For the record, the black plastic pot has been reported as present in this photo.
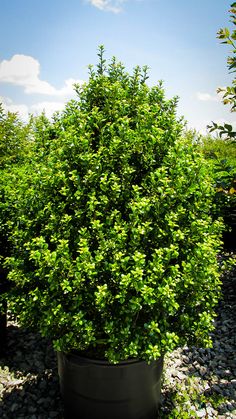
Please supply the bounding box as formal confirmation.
[222,209,236,251]
[57,352,163,419]
[223,229,236,250]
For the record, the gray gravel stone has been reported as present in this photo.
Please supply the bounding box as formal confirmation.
[197,409,206,417]
[160,253,236,418]
[0,323,63,418]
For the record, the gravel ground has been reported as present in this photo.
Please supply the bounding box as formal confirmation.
[160,254,236,418]
[0,255,235,419]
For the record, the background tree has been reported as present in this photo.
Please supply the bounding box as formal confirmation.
[203,3,236,249]
[208,2,236,139]
[0,104,32,169]
[0,105,33,328]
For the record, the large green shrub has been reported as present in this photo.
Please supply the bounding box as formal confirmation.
[7,48,222,363]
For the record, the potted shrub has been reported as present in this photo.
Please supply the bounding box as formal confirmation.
[7,48,222,419]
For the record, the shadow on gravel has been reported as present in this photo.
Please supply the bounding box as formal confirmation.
[0,324,56,375]
[0,372,63,419]
[0,323,64,418]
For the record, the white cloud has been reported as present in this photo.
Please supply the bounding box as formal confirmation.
[30,101,66,119]
[196,92,219,102]
[0,53,85,122]
[0,95,29,120]
[0,54,84,96]
[87,0,125,13]
[0,95,71,121]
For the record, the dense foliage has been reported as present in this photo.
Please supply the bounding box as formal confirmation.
[7,48,222,363]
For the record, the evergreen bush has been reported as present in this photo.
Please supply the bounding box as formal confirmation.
[7,48,222,363]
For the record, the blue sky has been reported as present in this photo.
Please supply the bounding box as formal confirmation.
[0,0,234,133]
